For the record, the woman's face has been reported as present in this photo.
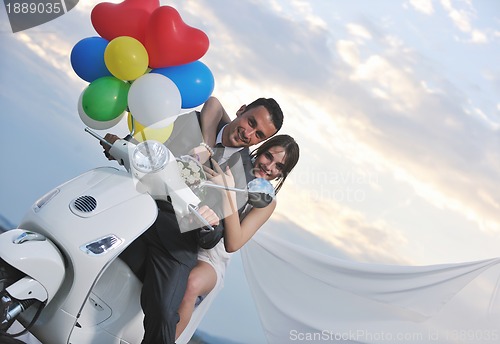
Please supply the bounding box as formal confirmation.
[252,146,287,180]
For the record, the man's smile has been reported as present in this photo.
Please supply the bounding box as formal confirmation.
[237,128,249,144]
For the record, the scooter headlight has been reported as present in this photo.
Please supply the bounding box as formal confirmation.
[132,140,169,173]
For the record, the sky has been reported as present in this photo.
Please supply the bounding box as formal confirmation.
[0,0,499,343]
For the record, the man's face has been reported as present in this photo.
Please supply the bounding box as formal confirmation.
[223,105,277,147]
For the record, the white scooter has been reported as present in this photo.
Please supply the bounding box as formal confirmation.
[0,128,222,344]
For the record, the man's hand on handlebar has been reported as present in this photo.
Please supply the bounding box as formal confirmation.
[100,133,120,161]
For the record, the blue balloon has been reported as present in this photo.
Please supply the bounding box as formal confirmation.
[151,61,215,109]
[71,37,112,83]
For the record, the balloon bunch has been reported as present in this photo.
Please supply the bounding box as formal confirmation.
[70,0,214,141]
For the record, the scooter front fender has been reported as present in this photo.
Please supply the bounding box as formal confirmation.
[0,229,65,303]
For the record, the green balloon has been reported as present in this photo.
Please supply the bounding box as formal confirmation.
[82,76,130,121]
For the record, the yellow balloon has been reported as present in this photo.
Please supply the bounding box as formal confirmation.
[127,113,174,142]
[105,36,149,81]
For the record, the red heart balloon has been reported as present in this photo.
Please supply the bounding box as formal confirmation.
[91,0,160,44]
[145,6,209,68]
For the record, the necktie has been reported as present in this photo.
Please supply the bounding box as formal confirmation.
[212,143,225,164]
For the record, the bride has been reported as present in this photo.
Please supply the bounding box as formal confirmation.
[175,102,300,342]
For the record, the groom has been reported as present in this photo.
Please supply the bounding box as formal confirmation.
[102,96,283,343]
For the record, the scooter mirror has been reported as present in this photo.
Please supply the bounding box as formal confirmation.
[246,178,275,208]
[200,178,275,208]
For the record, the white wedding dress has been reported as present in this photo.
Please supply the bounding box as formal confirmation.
[241,230,500,343]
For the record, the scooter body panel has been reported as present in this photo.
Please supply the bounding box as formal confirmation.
[8,166,157,343]
[70,258,144,344]
[0,228,65,302]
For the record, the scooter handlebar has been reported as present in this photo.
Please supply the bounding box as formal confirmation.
[85,127,214,233]
[187,204,214,232]
[84,127,113,148]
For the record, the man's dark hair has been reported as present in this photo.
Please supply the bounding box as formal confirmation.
[245,98,284,132]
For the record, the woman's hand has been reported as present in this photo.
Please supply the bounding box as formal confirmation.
[188,145,212,164]
[203,159,235,188]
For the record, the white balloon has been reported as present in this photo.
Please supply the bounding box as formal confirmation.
[77,88,125,129]
[128,73,181,128]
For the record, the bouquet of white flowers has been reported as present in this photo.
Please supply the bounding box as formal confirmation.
[176,155,207,197]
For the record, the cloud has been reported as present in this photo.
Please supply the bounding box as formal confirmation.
[346,23,373,41]
[408,0,435,15]
[337,39,360,66]
[274,183,412,265]
[470,29,488,44]
[448,8,472,32]
[439,0,490,44]
[15,32,80,84]
[183,0,500,244]
[74,0,119,12]
[197,0,500,242]
[348,53,422,112]
[324,22,500,238]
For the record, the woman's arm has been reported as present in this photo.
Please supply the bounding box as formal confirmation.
[223,197,276,253]
[199,96,231,146]
[207,162,276,253]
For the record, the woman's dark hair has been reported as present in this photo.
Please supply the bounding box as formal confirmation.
[250,134,299,193]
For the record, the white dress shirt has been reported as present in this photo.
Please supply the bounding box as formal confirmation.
[215,124,243,164]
